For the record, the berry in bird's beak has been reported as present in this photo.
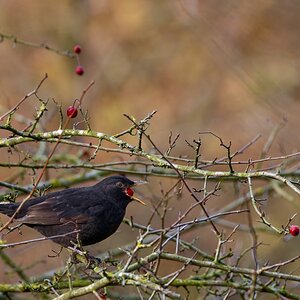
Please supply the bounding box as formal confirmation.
[125,187,146,205]
[125,187,134,197]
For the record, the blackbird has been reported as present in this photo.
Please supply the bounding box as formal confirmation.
[0,175,145,247]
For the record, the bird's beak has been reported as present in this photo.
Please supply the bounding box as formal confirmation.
[131,195,146,205]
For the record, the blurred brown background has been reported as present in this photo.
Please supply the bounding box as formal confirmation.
[0,1,300,297]
[1,1,299,146]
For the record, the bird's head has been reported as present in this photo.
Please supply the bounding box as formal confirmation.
[97,175,146,206]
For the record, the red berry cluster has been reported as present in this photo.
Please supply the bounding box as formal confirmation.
[66,44,85,119]
[73,44,84,76]
[289,225,300,236]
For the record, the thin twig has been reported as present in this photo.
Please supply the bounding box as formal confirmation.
[0,74,48,121]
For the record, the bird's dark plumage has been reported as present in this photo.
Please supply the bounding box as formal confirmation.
[0,176,143,247]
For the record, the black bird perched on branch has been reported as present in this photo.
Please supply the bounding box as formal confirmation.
[0,175,145,247]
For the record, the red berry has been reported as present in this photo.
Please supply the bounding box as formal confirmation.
[75,66,84,76]
[125,187,134,197]
[289,225,300,236]
[73,44,82,54]
[66,106,78,118]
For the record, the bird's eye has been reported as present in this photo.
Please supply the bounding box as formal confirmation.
[116,181,125,188]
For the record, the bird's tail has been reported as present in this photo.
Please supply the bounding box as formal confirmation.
[0,203,18,217]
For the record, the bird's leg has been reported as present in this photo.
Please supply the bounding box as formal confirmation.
[68,242,86,262]
[66,229,89,262]
[67,242,100,269]
[75,251,102,269]
[65,230,105,269]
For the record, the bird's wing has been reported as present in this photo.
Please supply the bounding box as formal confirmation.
[16,191,99,225]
